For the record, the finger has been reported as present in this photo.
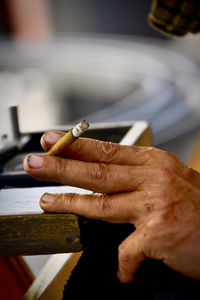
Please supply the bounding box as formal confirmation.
[23,154,148,194]
[40,191,143,223]
[118,230,146,283]
[40,131,153,166]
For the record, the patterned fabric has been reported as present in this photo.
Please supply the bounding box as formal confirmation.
[149,0,200,36]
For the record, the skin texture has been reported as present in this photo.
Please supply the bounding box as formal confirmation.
[23,131,200,283]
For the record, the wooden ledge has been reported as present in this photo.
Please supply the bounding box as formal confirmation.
[0,213,82,256]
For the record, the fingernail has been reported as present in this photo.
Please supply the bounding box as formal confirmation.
[27,155,43,168]
[41,193,55,203]
[44,132,61,145]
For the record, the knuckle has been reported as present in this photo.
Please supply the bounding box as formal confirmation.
[90,163,108,182]
[56,157,72,178]
[147,146,159,154]
[139,147,162,164]
[155,188,169,201]
[97,141,119,162]
[185,166,199,181]
[95,194,110,213]
[147,147,161,156]
[153,182,175,208]
[140,147,179,168]
[56,157,66,176]
[55,193,64,204]
[55,193,77,211]
[160,151,178,166]
[70,138,84,155]
[157,166,174,180]
[63,193,76,208]
[118,244,131,265]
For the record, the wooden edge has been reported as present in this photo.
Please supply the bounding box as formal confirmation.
[0,214,82,256]
[22,252,82,300]
[134,126,152,147]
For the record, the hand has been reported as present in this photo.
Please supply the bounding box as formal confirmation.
[23,131,200,283]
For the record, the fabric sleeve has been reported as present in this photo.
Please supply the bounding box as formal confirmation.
[149,0,200,36]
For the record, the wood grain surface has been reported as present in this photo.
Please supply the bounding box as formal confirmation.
[0,214,82,256]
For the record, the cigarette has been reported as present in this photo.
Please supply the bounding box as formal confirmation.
[46,120,89,156]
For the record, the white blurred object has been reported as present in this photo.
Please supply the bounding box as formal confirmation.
[0,36,200,145]
[0,70,57,144]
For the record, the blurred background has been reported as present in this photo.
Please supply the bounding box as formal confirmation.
[1,0,200,151]
[1,0,200,279]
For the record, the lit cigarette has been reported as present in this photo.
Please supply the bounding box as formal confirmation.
[46,120,89,156]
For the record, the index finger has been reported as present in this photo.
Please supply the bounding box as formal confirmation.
[41,131,153,166]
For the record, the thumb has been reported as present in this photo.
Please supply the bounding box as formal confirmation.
[118,229,146,283]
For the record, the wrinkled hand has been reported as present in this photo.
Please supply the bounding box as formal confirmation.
[23,131,200,283]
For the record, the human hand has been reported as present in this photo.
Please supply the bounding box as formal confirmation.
[23,131,200,283]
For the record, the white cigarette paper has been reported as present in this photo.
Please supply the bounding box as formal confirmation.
[46,120,89,156]
[72,120,90,137]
